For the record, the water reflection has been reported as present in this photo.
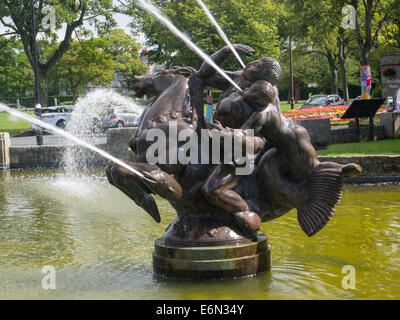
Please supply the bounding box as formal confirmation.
[0,170,11,206]
[0,169,399,299]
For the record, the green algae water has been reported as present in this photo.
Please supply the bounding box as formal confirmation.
[0,169,399,300]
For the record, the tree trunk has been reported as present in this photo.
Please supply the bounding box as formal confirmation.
[352,0,372,66]
[72,91,77,103]
[331,67,339,95]
[289,36,294,109]
[339,58,349,101]
[327,51,339,95]
[10,3,87,108]
[338,31,349,101]
[295,87,300,103]
[39,72,49,107]
[360,47,370,66]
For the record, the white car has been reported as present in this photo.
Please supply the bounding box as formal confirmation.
[387,89,400,112]
[100,106,140,129]
[31,105,101,133]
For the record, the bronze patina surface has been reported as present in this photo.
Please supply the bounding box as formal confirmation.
[106,45,362,279]
[153,234,271,280]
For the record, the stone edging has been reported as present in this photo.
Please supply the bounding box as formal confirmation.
[318,155,400,177]
[4,127,400,179]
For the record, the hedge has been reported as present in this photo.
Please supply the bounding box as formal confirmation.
[0,95,75,108]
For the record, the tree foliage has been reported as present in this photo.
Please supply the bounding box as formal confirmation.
[53,29,148,99]
[346,0,397,65]
[53,38,115,100]
[0,38,33,97]
[127,0,280,70]
[99,28,149,78]
[0,0,115,105]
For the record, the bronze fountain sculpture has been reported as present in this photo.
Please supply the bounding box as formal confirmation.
[106,45,362,279]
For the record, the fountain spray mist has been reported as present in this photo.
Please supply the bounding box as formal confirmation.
[195,0,245,68]
[135,0,242,92]
[0,103,155,183]
[62,89,144,175]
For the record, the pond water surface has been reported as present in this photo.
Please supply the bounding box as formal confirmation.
[0,169,399,299]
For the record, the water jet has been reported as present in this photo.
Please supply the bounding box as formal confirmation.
[0,103,153,183]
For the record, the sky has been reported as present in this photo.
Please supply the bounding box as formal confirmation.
[0,0,147,46]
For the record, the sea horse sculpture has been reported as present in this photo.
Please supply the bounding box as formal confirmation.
[106,45,362,244]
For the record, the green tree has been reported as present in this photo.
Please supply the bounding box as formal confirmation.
[127,0,280,69]
[53,38,115,102]
[347,0,396,65]
[0,0,115,106]
[99,28,149,78]
[277,0,363,100]
[0,38,33,97]
[53,29,148,101]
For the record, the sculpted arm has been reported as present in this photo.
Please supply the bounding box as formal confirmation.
[226,104,281,154]
[197,44,255,90]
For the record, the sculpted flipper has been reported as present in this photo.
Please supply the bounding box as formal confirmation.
[298,163,344,236]
[298,162,362,236]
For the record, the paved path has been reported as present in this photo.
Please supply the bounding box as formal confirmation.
[11,134,107,147]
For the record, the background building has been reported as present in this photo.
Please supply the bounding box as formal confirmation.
[381,51,400,99]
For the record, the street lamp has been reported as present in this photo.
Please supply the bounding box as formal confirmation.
[289,36,294,110]
[30,0,43,145]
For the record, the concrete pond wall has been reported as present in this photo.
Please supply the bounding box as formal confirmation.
[1,128,400,180]
[378,112,400,138]
[330,126,385,144]
[318,155,400,177]
[8,128,137,169]
[295,118,386,147]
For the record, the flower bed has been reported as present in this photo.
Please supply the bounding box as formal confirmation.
[283,104,387,124]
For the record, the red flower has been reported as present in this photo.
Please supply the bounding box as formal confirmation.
[283,105,350,124]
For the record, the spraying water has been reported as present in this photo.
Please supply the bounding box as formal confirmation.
[62,89,144,174]
[135,0,242,92]
[72,88,144,115]
[195,0,245,68]
[0,103,155,183]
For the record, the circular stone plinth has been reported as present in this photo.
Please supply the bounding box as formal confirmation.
[153,233,271,280]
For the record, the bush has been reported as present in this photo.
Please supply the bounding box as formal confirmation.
[0,95,75,108]
[371,84,382,98]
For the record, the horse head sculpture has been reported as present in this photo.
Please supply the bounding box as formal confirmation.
[130,67,196,98]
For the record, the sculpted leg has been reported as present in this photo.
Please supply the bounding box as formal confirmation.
[202,164,261,233]
[258,126,362,237]
[140,168,184,205]
[107,161,167,223]
[202,165,246,212]
[258,147,307,209]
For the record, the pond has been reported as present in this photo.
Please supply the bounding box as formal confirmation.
[0,169,399,299]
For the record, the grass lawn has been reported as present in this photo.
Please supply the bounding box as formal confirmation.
[317,139,400,156]
[0,111,33,136]
[280,102,303,112]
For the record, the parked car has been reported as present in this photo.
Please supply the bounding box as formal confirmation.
[100,106,139,129]
[386,88,400,112]
[299,94,344,110]
[31,105,101,133]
